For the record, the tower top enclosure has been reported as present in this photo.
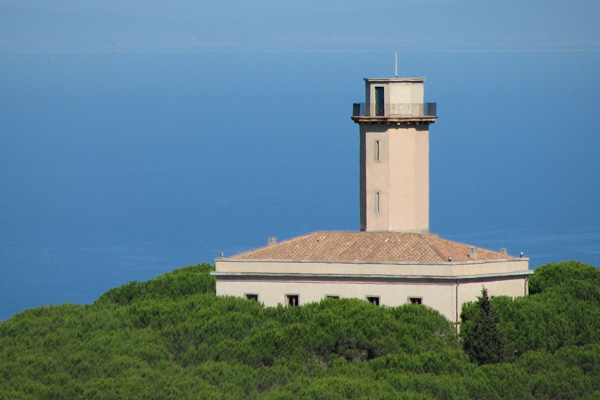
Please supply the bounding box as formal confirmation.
[366,78,424,115]
[353,78,436,122]
[352,77,437,232]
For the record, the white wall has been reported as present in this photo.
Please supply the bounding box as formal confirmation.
[215,273,530,323]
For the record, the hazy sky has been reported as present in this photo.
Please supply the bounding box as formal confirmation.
[2,0,599,52]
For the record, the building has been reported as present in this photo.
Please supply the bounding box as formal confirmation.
[213,77,531,324]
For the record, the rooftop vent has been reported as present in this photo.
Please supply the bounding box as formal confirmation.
[268,237,277,245]
[500,248,507,255]
[468,247,478,260]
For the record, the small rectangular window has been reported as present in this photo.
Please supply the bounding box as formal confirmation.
[375,140,380,161]
[326,295,340,299]
[287,295,299,307]
[367,296,380,306]
[246,294,258,301]
[375,191,381,214]
[409,297,422,305]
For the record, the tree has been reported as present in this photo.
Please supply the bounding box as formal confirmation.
[462,288,505,365]
[528,261,600,295]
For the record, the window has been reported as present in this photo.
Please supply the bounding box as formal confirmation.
[375,87,385,116]
[367,296,380,306]
[246,294,258,301]
[375,191,381,214]
[326,295,340,299]
[374,140,381,161]
[287,295,299,307]
[409,297,422,305]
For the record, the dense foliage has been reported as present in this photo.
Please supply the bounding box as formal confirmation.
[528,260,600,295]
[1,261,599,399]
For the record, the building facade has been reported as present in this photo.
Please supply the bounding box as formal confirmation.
[213,77,531,324]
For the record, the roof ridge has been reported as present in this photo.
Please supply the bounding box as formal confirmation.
[419,234,447,262]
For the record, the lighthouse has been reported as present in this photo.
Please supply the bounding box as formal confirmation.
[352,78,437,233]
[213,76,531,324]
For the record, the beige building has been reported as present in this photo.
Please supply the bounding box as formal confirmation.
[213,77,531,324]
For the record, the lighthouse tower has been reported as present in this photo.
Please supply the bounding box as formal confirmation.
[352,78,437,233]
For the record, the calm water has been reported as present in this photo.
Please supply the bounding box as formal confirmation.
[1,51,599,321]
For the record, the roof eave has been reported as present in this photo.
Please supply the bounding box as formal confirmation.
[216,257,527,265]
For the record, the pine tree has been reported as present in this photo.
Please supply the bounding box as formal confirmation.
[462,287,505,365]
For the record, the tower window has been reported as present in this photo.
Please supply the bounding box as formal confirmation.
[375,87,385,116]
[375,140,381,161]
[375,191,381,214]
[367,296,380,306]
[286,295,299,307]
[409,297,422,305]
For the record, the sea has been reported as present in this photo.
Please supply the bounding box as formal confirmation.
[1,50,599,321]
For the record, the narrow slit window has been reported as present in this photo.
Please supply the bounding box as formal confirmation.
[375,191,381,214]
[287,295,299,307]
[367,296,380,306]
[326,295,340,299]
[375,140,380,161]
[246,294,258,301]
[409,297,422,305]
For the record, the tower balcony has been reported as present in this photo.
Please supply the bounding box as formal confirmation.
[352,103,437,123]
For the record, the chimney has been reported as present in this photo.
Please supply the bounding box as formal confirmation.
[268,237,277,245]
[468,247,478,260]
[500,248,507,256]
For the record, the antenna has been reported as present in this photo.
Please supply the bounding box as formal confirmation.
[395,52,398,77]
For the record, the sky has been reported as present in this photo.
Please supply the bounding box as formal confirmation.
[1,0,599,321]
[2,0,599,53]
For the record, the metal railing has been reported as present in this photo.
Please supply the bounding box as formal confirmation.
[352,103,437,118]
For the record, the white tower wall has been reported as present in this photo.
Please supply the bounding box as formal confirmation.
[354,78,436,232]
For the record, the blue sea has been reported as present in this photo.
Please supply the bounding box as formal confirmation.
[1,51,599,321]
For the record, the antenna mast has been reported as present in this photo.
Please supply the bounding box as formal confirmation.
[395,52,398,77]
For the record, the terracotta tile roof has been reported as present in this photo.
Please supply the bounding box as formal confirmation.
[227,231,513,263]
